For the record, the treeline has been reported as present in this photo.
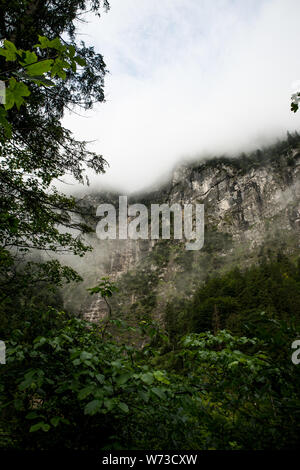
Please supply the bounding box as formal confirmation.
[165,254,300,347]
[0,255,299,450]
[1,0,299,452]
[195,130,300,173]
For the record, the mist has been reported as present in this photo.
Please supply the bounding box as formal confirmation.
[62,0,300,194]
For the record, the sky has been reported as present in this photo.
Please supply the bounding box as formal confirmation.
[63,0,300,193]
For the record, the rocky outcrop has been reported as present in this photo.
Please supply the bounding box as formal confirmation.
[63,137,300,326]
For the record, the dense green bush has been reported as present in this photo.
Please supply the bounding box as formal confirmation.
[165,255,300,342]
[1,305,299,450]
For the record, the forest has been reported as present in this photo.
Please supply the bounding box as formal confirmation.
[0,0,299,453]
[0,255,299,450]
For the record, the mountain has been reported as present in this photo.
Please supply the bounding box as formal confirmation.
[62,134,300,337]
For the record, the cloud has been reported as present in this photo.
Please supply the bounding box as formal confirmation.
[62,0,300,193]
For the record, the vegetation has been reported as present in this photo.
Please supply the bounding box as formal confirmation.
[0,256,299,450]
[0,0,299,452]
[165,255,300,345]
[0,1,109,302]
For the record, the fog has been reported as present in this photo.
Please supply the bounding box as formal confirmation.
[62,0,300,194]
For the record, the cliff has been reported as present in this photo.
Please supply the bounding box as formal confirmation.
[62,135,300,331]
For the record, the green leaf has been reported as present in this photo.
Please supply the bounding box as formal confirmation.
[26,59,54,76]
[29,423,42,433]
[74,55,86,66]
[50,417,60,427]
[47,37,64,51]
[5,78,30,110]
[18,369,37,390]
[26,411,42,420]
[95,373,105,384]
[4,40,17,52]
[115,372,131,386]
[29,422,50,432]
[104,398,114,411]
[78,386,94,400]
[68,45,76,58]
[153,370,170,385]
[0,40,18,61]
[84,399,102,416]
[25,75,55,87]
[0,107,12,139]
[35,36,64,51]
[140,372,154,385]
[80,351,93,361]
[151,387,166,400]
[111,360,122,370]
[42,423,51,432]
[138,390,150,403]
[228,361,239,368]
[118,402,129,413]
[18,50,38,66]
[50,58,70,79]
[35,36,51,49]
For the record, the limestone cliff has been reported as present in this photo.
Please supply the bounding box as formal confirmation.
[62,136,300,329]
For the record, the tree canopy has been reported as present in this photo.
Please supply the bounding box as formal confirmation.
[0,0,110,295]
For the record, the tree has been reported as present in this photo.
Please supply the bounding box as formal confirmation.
[88,277,118,337]
[0,1,110,295]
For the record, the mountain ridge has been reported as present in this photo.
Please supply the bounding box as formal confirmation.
[62,134,300,334]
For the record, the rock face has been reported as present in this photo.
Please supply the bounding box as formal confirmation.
[167,151,300,247]
[63,137,300,327]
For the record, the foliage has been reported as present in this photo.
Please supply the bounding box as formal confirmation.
[0,310,187,450]
[87,277,118,298]
[0,1,299,452]
[0,1,110,296]
[0,309,299,450]
[87,277,119,337]
[165,255,300,344]
[0,258,78,342]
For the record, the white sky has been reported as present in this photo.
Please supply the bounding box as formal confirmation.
[63,0,300,193]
